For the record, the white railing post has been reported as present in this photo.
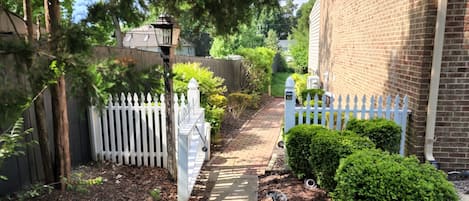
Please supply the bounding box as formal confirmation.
[88,106,102,161]
[188,78,200,112]
[177,128,189,201]
[284,77,296,133]
[399,96,409,156]
[205,122,211,161]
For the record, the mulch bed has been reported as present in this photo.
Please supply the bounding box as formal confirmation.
[258,131,330,201]
[28,162,177,201]
[258,172,329,201]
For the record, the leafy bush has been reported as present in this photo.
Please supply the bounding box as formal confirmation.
[301,89,325,102]
[345,118,401,153]
[334,149,458,201]
[272,52,288,73]
[173,63,227,134]
[295,112,351,129]
[284,124,328,179]
[0,118,35,180]
[208,94,227,108]
[75,58,163,108]
[237,47,275,94]
[302,100,323,107]
[310,130,374,191]
[227,92,253,119]
[290,73,307,103]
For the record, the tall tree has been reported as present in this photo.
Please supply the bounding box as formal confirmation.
[265,29,279,51]
[44,0,71,190]
[85,0,149,47]
[290,0,315,73]
[22,0,55,184]
[209,24,264,58]
[158,0,278,36]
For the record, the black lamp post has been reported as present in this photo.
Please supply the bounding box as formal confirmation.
[153,14,180,179]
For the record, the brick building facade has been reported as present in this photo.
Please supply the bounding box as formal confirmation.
[315,0,469,170]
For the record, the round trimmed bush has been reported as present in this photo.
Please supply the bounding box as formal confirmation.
[345,118,401,153]
[333,149,458,201]
[310,130,375,191]
[284,124,328,179]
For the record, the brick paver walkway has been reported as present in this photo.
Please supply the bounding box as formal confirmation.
[207,98,284,201]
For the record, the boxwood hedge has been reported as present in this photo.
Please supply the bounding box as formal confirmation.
[334,149,458,201]
[310,130,375,191]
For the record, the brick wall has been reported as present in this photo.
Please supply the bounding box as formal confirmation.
[433,0,469,170]
[319,0,469,170]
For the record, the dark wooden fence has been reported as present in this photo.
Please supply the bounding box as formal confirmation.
[0,89,91,195]
[93,46,246,92]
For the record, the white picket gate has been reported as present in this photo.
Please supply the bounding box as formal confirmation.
[284,77,410,155]
[88,78,209,201]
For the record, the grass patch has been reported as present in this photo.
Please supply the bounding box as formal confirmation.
[271,72,292,97]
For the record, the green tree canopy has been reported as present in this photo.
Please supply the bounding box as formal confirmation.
[290,0,315,73]
[209,24,264,58]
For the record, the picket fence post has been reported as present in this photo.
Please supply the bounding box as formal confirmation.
[284,77,296,133]
[188,78,200,111]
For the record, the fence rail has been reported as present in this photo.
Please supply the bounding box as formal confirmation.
[284,77,410,155]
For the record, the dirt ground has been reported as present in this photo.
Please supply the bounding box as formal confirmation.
[29,162,177,201]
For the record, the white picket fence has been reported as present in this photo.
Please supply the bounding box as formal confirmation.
[284,77,410,155]
[88,78,209,201]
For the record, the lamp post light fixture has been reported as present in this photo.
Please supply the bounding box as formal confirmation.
[152,14,180,180]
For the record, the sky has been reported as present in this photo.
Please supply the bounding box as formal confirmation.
[72,0,310,22]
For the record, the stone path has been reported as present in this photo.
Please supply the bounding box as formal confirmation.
[206,98,284,201]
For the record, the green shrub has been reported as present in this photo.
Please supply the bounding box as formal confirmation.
[310,130,374,191]
[301,89,325,101]
[272,52,288,73]
[208,94,227,108]
[302,100,323,107]
[173,63,227,134]
[334,149,458,201]
[345,118,401,153]
[290,73,307,103]
[227,92,253,119]
[295,112,352,129]
[284,124,328,179]
[237,47,275,94]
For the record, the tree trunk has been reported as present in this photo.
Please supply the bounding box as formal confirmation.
[111,14,123,48]
[24,0,54,184]
[34,95,55,184]
[45,0,71,190]
[23,0,33,42]
[51,75,71,190]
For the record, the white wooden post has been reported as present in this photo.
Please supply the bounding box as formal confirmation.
[284,77,296,133]
[400,96,409,156]
[205,122,211,161]
[177,127,189,201]
[88,106,101,161]
[188,78,200,111]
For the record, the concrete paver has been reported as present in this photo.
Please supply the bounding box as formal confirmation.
[207,98,284,201]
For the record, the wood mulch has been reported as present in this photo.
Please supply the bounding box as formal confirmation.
[28,162,177,201]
